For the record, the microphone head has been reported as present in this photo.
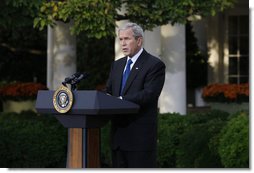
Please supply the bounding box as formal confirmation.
[74,72,81,77]
[62,72,90,85]
[72,72,89,84]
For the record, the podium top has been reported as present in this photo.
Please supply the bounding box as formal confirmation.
[36,90,139,115]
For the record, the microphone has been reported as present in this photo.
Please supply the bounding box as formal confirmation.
[62,73,78,86]
[62,72,89,86]
[70,72,89,85]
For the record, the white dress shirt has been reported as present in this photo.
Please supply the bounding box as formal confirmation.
[124,48,143,71]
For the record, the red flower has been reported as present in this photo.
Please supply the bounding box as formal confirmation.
[202,83,249,103]
[0,82,47,101]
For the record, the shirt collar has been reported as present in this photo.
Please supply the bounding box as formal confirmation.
[127,48,143,66]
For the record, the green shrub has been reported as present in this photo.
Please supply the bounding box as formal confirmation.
[186,109,230,124]
[176,110,229,168]
[218,111,249,168]
[157,112,186,168]
[176,121,223,168]
[0,111,67,168]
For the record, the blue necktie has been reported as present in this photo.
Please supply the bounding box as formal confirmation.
[121,59,133,95]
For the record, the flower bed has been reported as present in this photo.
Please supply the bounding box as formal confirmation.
[0,82,47,113]
[202,83,249,114]
[202,83,249,103]
[0,82,47,101]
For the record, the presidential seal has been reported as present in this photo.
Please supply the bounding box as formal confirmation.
[53,85,73,113]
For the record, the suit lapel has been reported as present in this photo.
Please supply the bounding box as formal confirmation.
[122,50,147,95]
[115,57,127,95]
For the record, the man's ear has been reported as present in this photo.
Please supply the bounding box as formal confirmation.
[137,37,143,46]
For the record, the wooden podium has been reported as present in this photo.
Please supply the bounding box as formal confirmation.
[35,90,139,168]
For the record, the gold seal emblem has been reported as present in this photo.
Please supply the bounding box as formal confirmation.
[53,85,73,113]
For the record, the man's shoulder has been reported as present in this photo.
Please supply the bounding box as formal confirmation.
[143,50,165,66]
[115,56,127,63]
[111,56,126,68]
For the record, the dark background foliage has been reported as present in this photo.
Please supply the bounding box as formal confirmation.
[76,33,114,90]
[0,14,114,90]
[0,1,47,83]
[186,21,208,88]
[0,18,113,91]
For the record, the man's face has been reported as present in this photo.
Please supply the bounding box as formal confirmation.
[118,28,142,57]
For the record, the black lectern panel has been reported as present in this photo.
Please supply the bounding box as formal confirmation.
[36,90,139,115]
[35,90,139,128]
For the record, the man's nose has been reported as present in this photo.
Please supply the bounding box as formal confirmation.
[121,40,126,46]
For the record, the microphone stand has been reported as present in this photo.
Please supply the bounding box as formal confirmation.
[62,81,77,91]
[71,83,77,91]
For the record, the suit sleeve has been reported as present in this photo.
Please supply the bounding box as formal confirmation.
[123,60,165,106]
[105,62,114,95]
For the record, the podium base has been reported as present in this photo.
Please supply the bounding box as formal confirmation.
[67,128,100,168]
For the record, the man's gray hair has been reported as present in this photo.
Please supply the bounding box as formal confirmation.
[118,22,144,39]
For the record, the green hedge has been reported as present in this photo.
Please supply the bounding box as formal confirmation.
[158,110,230,168]
[0,110,249,168]
[218,111,249,168]
[157,112,186,167]
[0,111,67,168]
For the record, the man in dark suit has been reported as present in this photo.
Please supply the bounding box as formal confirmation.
[106,22,165,168]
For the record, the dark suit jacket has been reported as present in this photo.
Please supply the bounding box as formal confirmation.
[106,49,166,151]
